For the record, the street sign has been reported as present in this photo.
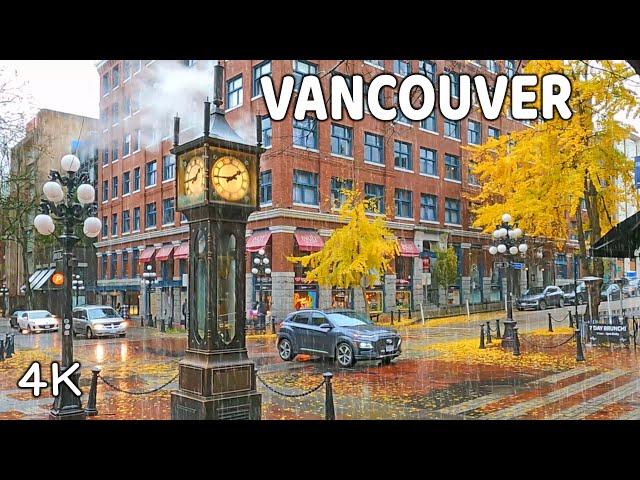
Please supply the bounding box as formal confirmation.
[587,322,630,345]
[635,156,640,189]
[495,262,509,269]
[510,262,525,270]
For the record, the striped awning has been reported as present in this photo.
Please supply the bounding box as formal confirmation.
[398,239,420,257]
[174,243,189,260]
[139,247,156,263]
[155,245,174,261]
[294,230,324,252]
[246,230,272,252]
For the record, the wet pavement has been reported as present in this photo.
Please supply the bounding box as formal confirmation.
[1,299,639,420]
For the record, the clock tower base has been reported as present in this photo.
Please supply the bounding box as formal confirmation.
[170,348,261,420]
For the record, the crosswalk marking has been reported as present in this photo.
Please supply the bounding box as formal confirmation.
[480,369,628,420]
[548,378,640,419]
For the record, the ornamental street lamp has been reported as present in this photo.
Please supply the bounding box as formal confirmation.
[488,213,528,350]
[251,248,272,331]
[142,264,157,327]
[72,274,85,307]
[35,153,100,420]
[0,284,9,318]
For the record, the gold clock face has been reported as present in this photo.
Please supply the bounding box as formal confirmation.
[184,156,205,196]
[211,156,250,202]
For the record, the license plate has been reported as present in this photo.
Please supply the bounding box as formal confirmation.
[385,345,395,353]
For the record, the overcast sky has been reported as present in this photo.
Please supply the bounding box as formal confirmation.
[1,60,639,135]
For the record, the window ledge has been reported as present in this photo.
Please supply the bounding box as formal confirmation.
[145,227,157,231]
[420,173,440,179]
[330,153,354,161]
[122,154,130,159]
[122,193,130,198]
[292,145,319,153]
[364,62,385,70]
[162,223,175,227]
[293,203,320,209]
[161,178,175,184]
[364,160,385,168]
[444,223,462,228]
[251,94,264,101]
[260,202,273,208]
[394,167,414,174]
[444,178,462,184]
[225,104,243,113]
[443,136,462,142]
[111,197,119,201]
[420,220,440,225]
[132,230,141,234]
[419,128,439,136]
[145,184,156,190]
[395,216,414,222]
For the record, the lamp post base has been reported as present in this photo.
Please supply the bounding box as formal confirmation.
[49,370,86,420]
[501,320,517,350]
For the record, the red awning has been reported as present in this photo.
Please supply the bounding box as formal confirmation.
[398,239,420,257]
[173,243,189,260]
[295,230,324,252]
[246,230,272,252]
[155,245,174,261]
[139,247,156,263]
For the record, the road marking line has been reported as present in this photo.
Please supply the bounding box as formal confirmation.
[480,369,628,420]
[548,378,640,420]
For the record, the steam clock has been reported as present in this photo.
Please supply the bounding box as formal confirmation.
[170,63,264,419]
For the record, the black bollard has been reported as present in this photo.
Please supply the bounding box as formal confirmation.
[323,372,335,420]
[5,334,13,358]
[160,317,166,333]
[141,315,145,327]
[513,327,521,356]
[495,319,501,339]
[0,339,4,361]
[85,366,101,417]
[271,316,276,334]
[548,313,553,333]
[479,325,485,349]
[575,328,585,362]
[390,311,394,325]
[486,321,492,344]
[569,311,574,328]
[409,309,412,320]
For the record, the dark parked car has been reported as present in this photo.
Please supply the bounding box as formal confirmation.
[276,309,401,368]
[515,285,564,311]
[560,282,587,305]
[600,283,621,301]
[613,278,636,298]
[9,310,26,329]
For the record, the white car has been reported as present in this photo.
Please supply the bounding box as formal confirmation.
[18,310,59,333]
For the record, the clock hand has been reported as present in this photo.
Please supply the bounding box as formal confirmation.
[225,170,242,183]
[185,168,201,183]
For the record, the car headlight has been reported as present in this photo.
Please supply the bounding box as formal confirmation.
[354,334,376,340]
[120,321,128,328]
[359,342,373,349]
[397,338,402,347]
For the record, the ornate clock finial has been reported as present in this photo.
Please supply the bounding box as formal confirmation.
[204,97,211,137]
[212,62,224,113]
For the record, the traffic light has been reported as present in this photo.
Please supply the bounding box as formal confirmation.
[51,272,65,286]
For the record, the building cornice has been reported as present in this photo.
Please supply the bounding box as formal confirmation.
[94,225,189,249]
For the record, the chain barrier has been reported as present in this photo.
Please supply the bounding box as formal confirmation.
[550,312,570,323]
[256,371,326,398]
[97,372,179,395]
[519,332,576,349]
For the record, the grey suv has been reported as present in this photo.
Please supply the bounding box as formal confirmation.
[72,305,128,338]
[276,309,402,368]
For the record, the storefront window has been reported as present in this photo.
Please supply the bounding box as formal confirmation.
[331,289,353,309]
[490,264,503,302]
[395,290,411,310]
[294,286,318,310]
[365,289,384,313]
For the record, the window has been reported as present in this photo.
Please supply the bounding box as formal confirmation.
[162,155,175,181]
[505,60,516,78]
[133,129,141,151]
[132,90,141,113]
[293,117,318,149]
[364,183,384,213]
[420,148,437,176]
[110,254,117,279]
[292,170,319,206]
[330,177,353,209]
[420,194,438,222]
[181,213,188,223]
[111,213,118,236]
[102,216,108,237]
[162,198,175,225]
[445,198,461,224]
[487,60,498,74]
[146,160,157,187]
[122,251,129,278]
[421,110,437,132]
[394,60,411,77]
[444,118,460,139]
[123,60,131,80]
[101,108,109,129]
[252,61,271,97]
[123,171,130,195]
[112,103,119,125]
[102,148,109,166]
[261,115,272,147]
[364,132,384,164]
[364,82,386,113]
[131,249,139,277]
[101,73,109,96]
[395,189,413,218]
[260,170,272,204]
[101,256,108,279]
[488,126,500,139]
[394,93,411,124]
[112,176,118,198]
[123,133,131,156]
[112,140,119,161]
[444,154,461,181]
[133,207,140,231]
[124,96,131,117]
[133,167,141,191]
[122,210,130,234]
[468,162,480,186]
[133,60,141,73]
[102,180,108,202]
[394,140,412,170]
[145,202,157,228]
[330,123,353,157]
[292,60,317,91]
[226,74,243,109]
[419,60,436,83]
[112,65,120,89]
[467,120,481,145]
[445,70,460,98]
[365,60,384,68]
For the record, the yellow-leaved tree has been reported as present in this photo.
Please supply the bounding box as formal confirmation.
[467,59,639,319]
[287,188,399,313]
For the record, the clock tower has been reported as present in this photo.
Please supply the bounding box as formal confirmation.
[170,62,264,420]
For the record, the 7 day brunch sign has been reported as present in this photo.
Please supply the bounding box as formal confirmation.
[588,323,631,345]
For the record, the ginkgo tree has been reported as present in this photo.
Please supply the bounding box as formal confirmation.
[467,59,639,320]
[288,188,399,313]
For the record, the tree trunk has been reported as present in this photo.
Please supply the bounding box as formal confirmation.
[19,235,32,310]
[583,175,604,321]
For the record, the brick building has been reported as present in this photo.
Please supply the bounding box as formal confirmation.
[96,59,578,325]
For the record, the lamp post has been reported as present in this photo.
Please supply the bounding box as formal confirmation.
[143,264,157,327]
[488,213,528,350]
[71,274,84,307]
[251,248,272,331]
[34,153,101,420]
[0,284,8,318]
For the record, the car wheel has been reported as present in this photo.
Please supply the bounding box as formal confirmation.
[86,327,94,339]
[381,357,392,366]
[336,342,355,368]
[278,338,295,361]
[559,298,564,308]
[538,300,546,310]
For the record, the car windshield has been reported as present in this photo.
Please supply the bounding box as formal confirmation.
[523,287,544,295]
[560,285,575,293]
[88,308,119,320]
[326,313,372,327]
[29,311,52,318]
